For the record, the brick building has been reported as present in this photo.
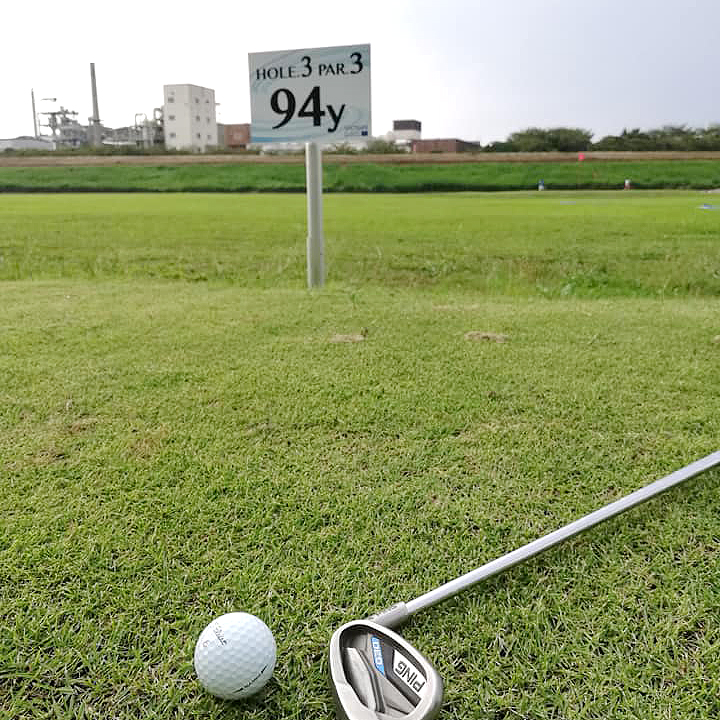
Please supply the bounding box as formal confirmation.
[412,138,481,153]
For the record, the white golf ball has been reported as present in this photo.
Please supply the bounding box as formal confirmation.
[194,612,276,700]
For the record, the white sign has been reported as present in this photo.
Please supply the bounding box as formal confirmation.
[249,44,371,143]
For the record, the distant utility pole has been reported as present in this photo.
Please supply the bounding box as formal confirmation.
[31,89,38,138]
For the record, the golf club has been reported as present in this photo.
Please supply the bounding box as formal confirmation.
[329,450,720,720]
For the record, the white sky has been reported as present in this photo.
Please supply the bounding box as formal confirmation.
[2,0,719,143]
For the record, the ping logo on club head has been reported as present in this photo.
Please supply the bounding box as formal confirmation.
[393,651,427,695]
[370,636,386,675]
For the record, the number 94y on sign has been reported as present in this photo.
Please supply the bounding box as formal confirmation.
[249,44,371,144]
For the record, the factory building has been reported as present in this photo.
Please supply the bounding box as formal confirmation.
[163,84,217,152]
[391,119,422,141]
[412,138,481,153]
[219,123,251,149]
[384,119,421,149]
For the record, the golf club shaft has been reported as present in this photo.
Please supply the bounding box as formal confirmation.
[374,451,720,628]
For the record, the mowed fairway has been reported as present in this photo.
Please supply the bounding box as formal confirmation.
[1,191,720,719]
[1,191,719,294]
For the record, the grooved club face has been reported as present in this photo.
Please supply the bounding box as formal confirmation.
[329,620,443,720]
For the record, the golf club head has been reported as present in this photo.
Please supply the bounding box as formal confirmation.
[329,620,443,720]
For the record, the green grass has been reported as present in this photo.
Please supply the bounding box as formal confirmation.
[0,159,720,192]
[1,191,720,719]
[1,191,719,296]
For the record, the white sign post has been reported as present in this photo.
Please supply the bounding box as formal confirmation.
[249,44,371,288]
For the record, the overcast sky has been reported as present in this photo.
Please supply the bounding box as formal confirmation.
[3,0,719,143]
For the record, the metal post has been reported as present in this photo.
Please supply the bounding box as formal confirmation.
[404,450,720,616]
[31,89,38,138]
[305,141,324,288]
[371,450,720,628]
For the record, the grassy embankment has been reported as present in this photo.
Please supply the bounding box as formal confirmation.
[0,159,719,192]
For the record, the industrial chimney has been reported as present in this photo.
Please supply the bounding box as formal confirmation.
[89,63,101,147]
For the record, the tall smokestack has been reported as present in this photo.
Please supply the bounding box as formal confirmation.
[89,63,101,147]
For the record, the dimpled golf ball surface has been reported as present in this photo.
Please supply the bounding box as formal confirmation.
[194,612,276,700]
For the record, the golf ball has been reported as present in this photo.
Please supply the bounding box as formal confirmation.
[194,612,276,700]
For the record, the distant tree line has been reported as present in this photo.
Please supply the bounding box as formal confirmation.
[484,125,720,152]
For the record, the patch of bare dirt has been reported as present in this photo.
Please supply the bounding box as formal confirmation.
[464,331,509,343]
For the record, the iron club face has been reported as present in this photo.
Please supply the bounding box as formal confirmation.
[329,620,443,720]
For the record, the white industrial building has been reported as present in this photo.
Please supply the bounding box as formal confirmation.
[163,84,217,151]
